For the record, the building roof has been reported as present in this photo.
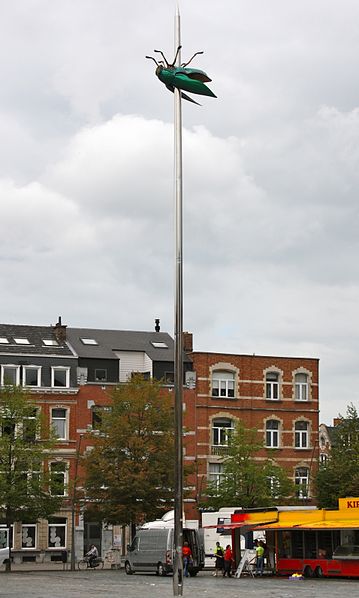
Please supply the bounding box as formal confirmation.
[66,327,192,363]
[0,324,76,357]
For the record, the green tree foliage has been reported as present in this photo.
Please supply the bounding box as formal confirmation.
[205,421,294,509]
[84,376,175,526]
[0,386,62,571]
[316,403,359,508]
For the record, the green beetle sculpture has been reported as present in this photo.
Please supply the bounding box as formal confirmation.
[146,46,216,105]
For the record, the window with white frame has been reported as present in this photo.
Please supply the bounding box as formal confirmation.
[21,524,37,549]
[50,462,67,496]
[51,366,70,388]
[212,370,235,398]
[51,408,67,440]
[266,475,280,499]
[295,467,309,498]
[295,373,309,401]
[23,366,41,387]
[266,420,280,448]
[266,371,280,400]
[48,518,67,548]
[212,418,234,453]
[1,365,20,386]
[208,463,225,490]
[295,421,309,448]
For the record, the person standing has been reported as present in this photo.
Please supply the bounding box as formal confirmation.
[213,541,224,576]
[223,544,233,577]
[182,541,192,578]
[255,540,265,576]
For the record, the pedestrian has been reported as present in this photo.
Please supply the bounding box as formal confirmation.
[223,544,233,577]
[182,541,192,578]
[213,541,224,576]
[255,540,265,576]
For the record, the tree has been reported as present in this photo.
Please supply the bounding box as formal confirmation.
[0,386,62,571]
[205,421,294,509]
[316,403,359,508]
[84,376,176,527]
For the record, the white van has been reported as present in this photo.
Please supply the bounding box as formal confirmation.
[125,527,204,576]
[0,528,10,567]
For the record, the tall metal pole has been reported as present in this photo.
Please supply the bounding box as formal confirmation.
[173,3,184,596]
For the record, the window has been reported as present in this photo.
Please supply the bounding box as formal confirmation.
[14,338,30,345]
[23,408,38,442]
[21,524,37,549]
[295,467,309,498]
[1,365,20,386]
[212,418,234,454]
[0,338,9,344]
[212,371,235,398]
[295,373,309,401]
[151,341,168,349]
[267,475,280,499]
[319,453,328,465]
[208,463,225,490]
[91,406,111,430]
[51,366,70,388]
[51,408,67,439]
[42,339,58,347]
[164,371,175,384]
[295,421,309,448]
[23,366,41,387]
[266,420,280,448]
[50,462,67,496]
[48,518,67,548]
[266,372,279,400]
[95,369,107,382]
[80,338,98,345]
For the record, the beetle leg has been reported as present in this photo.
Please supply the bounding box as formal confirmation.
[145,56,159,66]
[181,51,204,67]
[170,45,182,66]
[154,49,170,67]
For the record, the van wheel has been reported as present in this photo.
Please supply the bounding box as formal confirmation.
[125,561,133,575]
[157,562,166,576]
[303,565,313,578]
[315,566,323,578]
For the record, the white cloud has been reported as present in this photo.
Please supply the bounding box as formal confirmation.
[0,1,358,423]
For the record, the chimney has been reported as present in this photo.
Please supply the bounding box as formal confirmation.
[155,318,160,333]
[183,331,193,353]
[53,316,67,343]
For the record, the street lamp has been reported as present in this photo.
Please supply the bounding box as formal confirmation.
[70,433,83,571]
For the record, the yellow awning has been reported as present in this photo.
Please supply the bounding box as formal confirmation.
[253,519,359,531]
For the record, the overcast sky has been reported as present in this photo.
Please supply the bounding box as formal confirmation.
[1,0,358,424]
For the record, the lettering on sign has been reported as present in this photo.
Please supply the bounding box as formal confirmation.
[347,500,359,509]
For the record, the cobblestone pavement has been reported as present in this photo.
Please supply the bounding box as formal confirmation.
[0,570,358,598]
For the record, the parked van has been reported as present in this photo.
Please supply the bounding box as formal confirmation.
[0,528,10,567]
[125,527,204,576]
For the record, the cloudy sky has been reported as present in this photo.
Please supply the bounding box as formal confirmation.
[1,0,359,423]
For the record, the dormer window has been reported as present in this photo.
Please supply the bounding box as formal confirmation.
[14,338,30,345]
[80,338,98,345]
[151,342,168,349]
[0,338,9,344]
[42,339,58,347]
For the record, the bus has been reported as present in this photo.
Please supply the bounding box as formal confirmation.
[230,498,359,578]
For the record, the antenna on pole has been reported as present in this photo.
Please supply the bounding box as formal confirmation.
[173,2,184,596]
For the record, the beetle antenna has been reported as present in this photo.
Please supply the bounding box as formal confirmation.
[154,49,170,67]
[181,51,204,67]
[146,55,159,66]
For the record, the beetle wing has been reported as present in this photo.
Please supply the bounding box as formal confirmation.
[165,83,201,105]
[172,72,217,98]
[174,67,212,83]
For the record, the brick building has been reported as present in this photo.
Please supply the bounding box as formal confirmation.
[0,319,319,561]
[182,345,319,521]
